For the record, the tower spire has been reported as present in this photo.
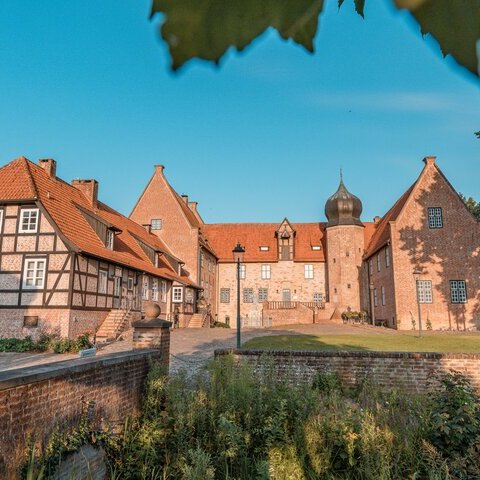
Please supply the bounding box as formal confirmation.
[340,167,343,184]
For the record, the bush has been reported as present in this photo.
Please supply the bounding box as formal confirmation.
[0,336,35,352]
[213,321,230,328]
[0,333,93,354]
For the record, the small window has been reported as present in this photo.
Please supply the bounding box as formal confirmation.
[106,230,115,250]
[127,276,134,290]
[0,209,3,232]
[381,286,386,305]
[428,207,443,229]
[258,288,268,302]
[243,288,253,303]
[259,246,269,251]
[385,246,390,268]
[417,280,433,303]
[114,276,121,296]
[220,288,230,303]
[23,258,46,289]
[19,208,39,233]
[172,286,183,303]
[450,280,467,304]
[304,264,314,279]
[311,245,321,251]
[151,219,162,230]
[313,292,323,303]
[200,253,204,267]
[369,260,373,275]
[161,281,167,302]
[98,270,108,294]
[377,255,381,272]
[239,264,246,280]
[373,288,378,307]
[152,279,159,301]
[261,264,271,280]
[142,277,149,300]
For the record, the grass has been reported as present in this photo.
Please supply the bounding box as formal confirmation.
[242,332,480,353]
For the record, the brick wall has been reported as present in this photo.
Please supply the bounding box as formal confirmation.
[215,349,480,393]
[0,349,162,479]
[262,303,314,327]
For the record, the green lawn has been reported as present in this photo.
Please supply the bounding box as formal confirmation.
[242,333,480,353]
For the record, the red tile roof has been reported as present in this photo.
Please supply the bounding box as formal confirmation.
[0,157,197,287]
[364,182,416,258]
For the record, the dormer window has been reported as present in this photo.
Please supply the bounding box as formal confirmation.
[311,245,321,251]
[259,246,269,251]
[106,229,115,250]
[19,208,39,233]
[428,207,443,229]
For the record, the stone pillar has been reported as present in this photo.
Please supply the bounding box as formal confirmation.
[132,303,172,367]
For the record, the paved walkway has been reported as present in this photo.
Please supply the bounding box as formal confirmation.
[0,323,391,373]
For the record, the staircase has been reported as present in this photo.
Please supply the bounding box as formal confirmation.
[96,309,133,342]
[187,313,208,328]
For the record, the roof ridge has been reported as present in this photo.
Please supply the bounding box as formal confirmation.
[19,157,39,199]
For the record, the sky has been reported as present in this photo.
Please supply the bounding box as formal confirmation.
[0,0,478,224]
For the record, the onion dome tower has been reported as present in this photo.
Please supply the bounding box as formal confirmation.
[324,171,365,313]
[325,173,363,227]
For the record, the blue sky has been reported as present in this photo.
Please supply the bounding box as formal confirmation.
[0,0,478,223]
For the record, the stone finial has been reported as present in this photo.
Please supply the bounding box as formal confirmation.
[144,302,161,321]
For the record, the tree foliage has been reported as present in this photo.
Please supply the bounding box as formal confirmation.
[460,193,480,221]
[151,0,480,76]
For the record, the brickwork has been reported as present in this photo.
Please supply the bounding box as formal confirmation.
[215,349,480,393]
[262,303,314,326]
[216,261,326,326]
[0,349,165,478]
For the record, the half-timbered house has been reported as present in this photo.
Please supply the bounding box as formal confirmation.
[0,157,199,340]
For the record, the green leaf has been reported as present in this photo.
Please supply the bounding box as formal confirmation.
[394,0,480,76]
[151,0,325,70]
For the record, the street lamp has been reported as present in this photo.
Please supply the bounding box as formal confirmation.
[413,267,423,337]
[232,243,245,349]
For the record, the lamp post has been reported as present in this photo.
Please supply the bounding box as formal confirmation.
[413,267,423,337]
[232,243,245,349]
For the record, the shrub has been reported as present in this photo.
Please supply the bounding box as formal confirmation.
[0,333,93,354]
[0,336,35,352]
[213,321,230,328]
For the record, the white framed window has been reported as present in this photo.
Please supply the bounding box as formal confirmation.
[23,258,46,289]
[172,286,183,303]
[152,278,159,301]
[369,260,373,275]
[239,264,246,279]
[0,209,3,232]
[161,280,167,303]
[313,292,323,303]
[151,219,162,230]
[127,276,134,290]
[142,277,149,300]
[259,246,269,251]
[304,264,314,279]
[261,264,271,280]
[428,207,443,229]
[381,286,386,306]
[243,288,254,303]
[417,280,433,303]
[385,246,390,268]
[450,280,467,304]
[113,276,121,296]
[258,288,268,302]
[220,288,230,303]
[200,253,204,267]
[19,208,39,233]
[312,245,321,251]
[106,230,115,250]
[98,270,108,294]
[377,255,381,272]
[373,288,378,307]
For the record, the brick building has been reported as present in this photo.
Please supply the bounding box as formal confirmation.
[0,157,199,340]
[133,157,479,330]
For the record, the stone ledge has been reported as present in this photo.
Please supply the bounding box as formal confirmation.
[0,349,161,391]
[214,349,480,360]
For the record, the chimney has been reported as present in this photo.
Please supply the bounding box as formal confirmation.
[154,164,165,174]
[38,158,57,177]
[373,216,382,224]
[423,156,436,166]
[181,194,188,204]
[188,201,198,212]
[142,223,152,234]
[72,179,98,207]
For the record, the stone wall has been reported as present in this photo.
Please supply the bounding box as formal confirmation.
[215,349,480,393]
[0,349,163,479]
